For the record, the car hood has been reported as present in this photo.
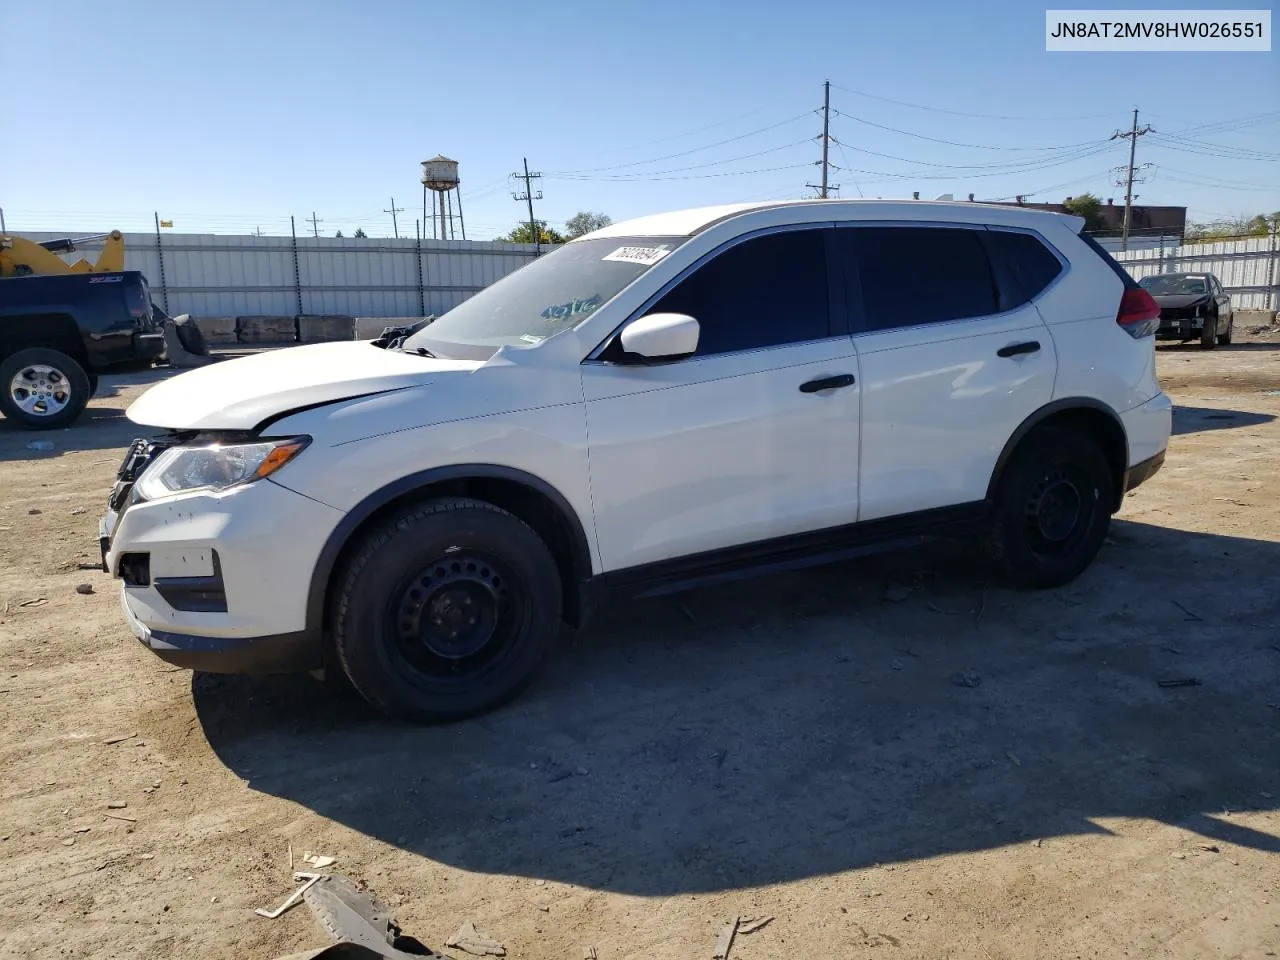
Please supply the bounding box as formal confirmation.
[127,341,481,431]
[1152,293,1210,310]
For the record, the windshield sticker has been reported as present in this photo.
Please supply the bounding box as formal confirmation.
[602,244,671,266]
[541,294,603,323]
[519,334,546,344]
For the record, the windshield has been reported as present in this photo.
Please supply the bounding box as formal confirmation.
[1138,275,1208,296]
[404,236,686,358]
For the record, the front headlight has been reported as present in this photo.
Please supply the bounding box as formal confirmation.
[134,437,310,501]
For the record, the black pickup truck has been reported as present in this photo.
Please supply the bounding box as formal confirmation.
[0,271,166,429]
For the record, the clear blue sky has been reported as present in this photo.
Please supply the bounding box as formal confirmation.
[2,0,1276,239]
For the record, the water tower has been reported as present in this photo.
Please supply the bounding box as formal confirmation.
[421,155,465,240]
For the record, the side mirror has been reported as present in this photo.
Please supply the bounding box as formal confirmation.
[617,312,699,363]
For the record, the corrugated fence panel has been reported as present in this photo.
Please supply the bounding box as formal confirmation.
[1114,236,1277,310]
[19,231,542,318]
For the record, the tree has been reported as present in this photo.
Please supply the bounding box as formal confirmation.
[503,221,565,245]
[1186,212,1279,241]
[1062,193,1106,232]
[334,230,345,238]
[564,211,613,239]
[353,227,368,239]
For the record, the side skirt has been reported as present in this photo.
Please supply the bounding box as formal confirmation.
[588,501,990,605]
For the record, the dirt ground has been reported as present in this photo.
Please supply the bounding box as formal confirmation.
[1,338,1278,960]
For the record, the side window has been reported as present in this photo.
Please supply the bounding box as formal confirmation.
[648,229,830,355]
[984,229,1065,305]
[848,227,998,331]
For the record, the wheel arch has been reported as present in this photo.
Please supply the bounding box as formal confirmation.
[306,464,595,638]
[987,398,1129,512]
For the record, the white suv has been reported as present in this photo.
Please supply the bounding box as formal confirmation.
[100,200,1171,720]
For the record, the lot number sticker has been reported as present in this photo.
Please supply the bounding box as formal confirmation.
[602,245,671,265]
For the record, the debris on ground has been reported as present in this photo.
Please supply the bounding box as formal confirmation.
[104,813,137,823]
[256,872,325,919]
[28,508,42,514]
[17,598,48,608]
[302,852,338,869]
[738,915,774,935]
[883,583,912,603]
[712,917,740,959]
[75,584,94,595]
[106,801,128,809]
[26,442,54,453]
[446,920,506,957]
[583,948,598,960]
[1157,678,1202,688]
[1198,844,1220,853]
[102,733,136,745]
[76,561,101,570]
[950,671,982,688]
[1171,600,1204,622]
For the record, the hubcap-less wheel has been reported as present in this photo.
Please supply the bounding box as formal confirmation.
[9,364,72,417]
[1024,464,1091,557]
[391,552,521,679]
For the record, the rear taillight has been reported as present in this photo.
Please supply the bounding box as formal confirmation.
[1117,287,1160,339]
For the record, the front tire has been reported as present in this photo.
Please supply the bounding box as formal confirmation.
[0,348,91,430]
[332,497,563,721]
[985,427,1115,588]
[1200,315,1218,349]
[1217,314,1233,345]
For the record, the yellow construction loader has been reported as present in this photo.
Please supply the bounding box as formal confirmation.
[0,230,126,277]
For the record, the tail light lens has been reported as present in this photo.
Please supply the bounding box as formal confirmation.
[1117,287,1160,339]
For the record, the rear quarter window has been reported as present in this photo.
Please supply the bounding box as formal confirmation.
[983,230,1064,305]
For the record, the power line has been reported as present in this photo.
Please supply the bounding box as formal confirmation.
[834,110,1109,152]
[828,83,1114,122]
[545,111,814,175]
[549,163,813,183]
[541,139,812,181]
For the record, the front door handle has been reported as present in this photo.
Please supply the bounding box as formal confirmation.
[799,373,856,393]
[996,340,1041,358]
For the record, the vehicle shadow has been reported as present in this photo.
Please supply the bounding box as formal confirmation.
[193,521,1280,896]
[1172,405,1276,435]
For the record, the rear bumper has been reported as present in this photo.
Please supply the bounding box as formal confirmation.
[133,331,167,360]
[120,590,320,673]
[1123,450,1165,492]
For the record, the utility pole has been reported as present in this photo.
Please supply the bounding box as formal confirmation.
[1111,108,1153,252]
[305,211,323,238]
[0,207,6,233]
[806,80,838,199]
[511,157,544,255]
[384,197,404,239]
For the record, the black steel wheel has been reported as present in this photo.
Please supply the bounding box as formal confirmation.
[986,427,1114,588]
[333,497,562,721]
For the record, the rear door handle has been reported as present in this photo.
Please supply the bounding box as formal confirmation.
[996,341,1041,358]
[799,373,856,393]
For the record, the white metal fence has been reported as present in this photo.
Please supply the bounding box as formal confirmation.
[1113,235,1278,311]
[21,231,544,319]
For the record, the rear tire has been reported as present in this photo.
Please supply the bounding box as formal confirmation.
[1217,314,1233,345]
[985,427,1114,588]
[1200,315,1218,349]
[0,347,91,430]
[332,497,563,721]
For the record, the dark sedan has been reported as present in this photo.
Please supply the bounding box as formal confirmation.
[1138,272,1234,349]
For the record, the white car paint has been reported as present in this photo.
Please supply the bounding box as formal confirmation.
[108,199,1169,653]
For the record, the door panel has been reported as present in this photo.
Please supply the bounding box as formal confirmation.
[853,306,1056,521]
[839,224,1059,522]
[583,338,860,570]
